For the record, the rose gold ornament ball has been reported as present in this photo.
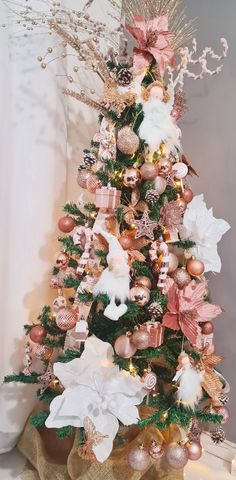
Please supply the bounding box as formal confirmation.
[157,158,172,177]
[168,253,179,273]
[130,285,150,306]
[187,258,205,276]
[86,174,101,194]
[117,127,140,155]
[140,163,158,181]
[131,330,150,350]
[165,443,188,469]
[34,344,53,361]
[185,440,203,461]
[201,321,214,335]
[114,334,137,358]
[154,176,167,195]
[181,188,193,203]
[29,325,47,344]
[54,252,69,270]
[216,406,230,425]
[58,216,75,233]
[77,169,92,189]
[134,276,152,290]
[128,446,151,472]
[171,268,191,289]
[119,235,133,250]
[56,307,77,331]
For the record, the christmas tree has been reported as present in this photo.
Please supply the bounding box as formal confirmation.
[4,0,231,475]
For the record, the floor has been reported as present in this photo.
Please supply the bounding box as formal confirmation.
[0,434,235,479]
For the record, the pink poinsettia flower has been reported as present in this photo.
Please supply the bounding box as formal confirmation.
[125,15,175,75]
[162,281,222,345]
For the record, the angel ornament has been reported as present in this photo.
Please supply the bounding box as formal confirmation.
[139,81,182,156]
[173,352,204,409]
[93,229,130,321]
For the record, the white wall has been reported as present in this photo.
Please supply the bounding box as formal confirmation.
[182,0,236,441]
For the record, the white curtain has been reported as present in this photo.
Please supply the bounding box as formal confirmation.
[0,0,121,454]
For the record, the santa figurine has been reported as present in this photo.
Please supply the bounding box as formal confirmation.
[93,229,130,321]
[139,81,182,156]
[173,351,204,409]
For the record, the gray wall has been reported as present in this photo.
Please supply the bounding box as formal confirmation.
[182,0,236,441]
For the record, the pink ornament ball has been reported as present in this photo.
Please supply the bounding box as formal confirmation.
[114,334,137,359]
[165,442,188,469]
[181,188,193,203]
[58,216,75,233]
[128,446,151,471]
[34,344,53,361]
[29,325,47,344]
[185,440,203,461]
[154,176,167,195]
[86,174,101,193]
[131,330,150,350]
[140,163,158,181]
[168,253,179,273]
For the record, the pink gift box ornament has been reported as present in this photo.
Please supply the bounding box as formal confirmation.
[140,321,165,348]
[95,185,121,210]
[164,227,179,243]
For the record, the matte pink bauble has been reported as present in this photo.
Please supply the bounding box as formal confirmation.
[181,188,193,203]
[187,258,205,276]
[56,307,77,331]
[119,235,133,250]
[114,334,137,358]
[128,446,151,471]
[168,253,179,273]
[140,163,158,181]
[131,330,150,350]
[29,325,47,344]
[185,440,203,461]
[58,216,75,233]
[165,443,188,469]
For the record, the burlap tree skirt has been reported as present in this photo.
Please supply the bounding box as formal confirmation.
[17,416,184,480]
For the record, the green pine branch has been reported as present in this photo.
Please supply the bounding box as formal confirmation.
[4,372,40,384]
[58,236,83,256]
[57,349,81,363]
[56,425,74,438]
[30,411,49,428]
[36,387,61,404]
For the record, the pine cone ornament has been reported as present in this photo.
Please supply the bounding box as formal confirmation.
[145,189,159,205]
[211,426,225,444]
[83,152,97,168]
[147,302,163,319]
[218,393,229,406]
[117,68,133,86]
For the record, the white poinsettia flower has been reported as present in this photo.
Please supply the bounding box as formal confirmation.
[180,194,230,273]
[45,336,145,462]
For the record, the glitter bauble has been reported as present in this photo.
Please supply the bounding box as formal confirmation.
[172,162,188,179]
[131,330,150,350]
[117,127,139,155]
[172,268,191,289]
[157,158,172,177]
[34,344,53,361]
[134,276,152,290]
[29,325,47,344]
[123,167,141,189]
[168,253,179,273]
[185,440,203,461]
[140,163,158,181]
[215,406,230,425]
[154,176,167,195]
[86,173,101,193]
[54,252,69,270]
[77,169,92,189]
[177,197,187,212]
[187,258,205,276]
[165,443,188,470]
[114,334,137,358]
[130,286,150,306]
[56,307,77,331]
[119,235,133,250]
[201,321,214,335]
[128,446,151,472]
[181,188,193,203]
